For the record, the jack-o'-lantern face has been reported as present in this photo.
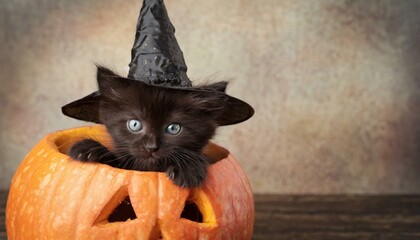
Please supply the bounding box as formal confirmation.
[6,125,254,239]
[80,172,219,239]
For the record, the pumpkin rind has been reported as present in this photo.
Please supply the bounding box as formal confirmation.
[6,125,254,239]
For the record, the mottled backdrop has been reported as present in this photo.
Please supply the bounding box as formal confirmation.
[1,0,420,193]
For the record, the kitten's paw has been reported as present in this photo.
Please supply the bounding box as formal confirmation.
[68,139,107,162]
[166,165,207,188]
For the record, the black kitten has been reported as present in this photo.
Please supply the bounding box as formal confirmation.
[68,67,228,187]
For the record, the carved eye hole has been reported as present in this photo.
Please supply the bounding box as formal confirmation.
[179,189,216,226]
[127,119,142,132]
[165,123,182,135]
[181,201,203,223]
[94,187,138,225]
[107,196,137,223]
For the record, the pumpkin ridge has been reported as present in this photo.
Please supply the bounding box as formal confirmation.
[7,140,57,239]
[73,165,104,237]
[228,156,255,236]
[227,155,254,198]
[40,155,70,238]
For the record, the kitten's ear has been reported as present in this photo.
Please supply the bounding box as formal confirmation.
[193,89,254,126]
[190,91,228,116]
[96,66,130,99]
[203,81,228,92]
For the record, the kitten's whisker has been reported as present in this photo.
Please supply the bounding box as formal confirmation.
[98,151,114,159]
[116,155,129,169]
[104,153,130,164]
[169,153,186,173]
[123,156,135,170]
[156,158,165,171]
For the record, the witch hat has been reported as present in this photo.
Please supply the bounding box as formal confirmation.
[62,0,254,125]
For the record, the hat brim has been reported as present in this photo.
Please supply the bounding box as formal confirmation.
[62,82,254,126]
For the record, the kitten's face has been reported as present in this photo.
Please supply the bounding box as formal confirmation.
[97,70,223,171]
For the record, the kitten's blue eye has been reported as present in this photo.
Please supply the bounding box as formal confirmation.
[127,119,142,132]
[165,123,182,135]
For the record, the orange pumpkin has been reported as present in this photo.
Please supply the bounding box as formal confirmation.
[6,125,254,239]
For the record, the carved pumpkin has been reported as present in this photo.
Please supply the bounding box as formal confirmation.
[6,125,254,239]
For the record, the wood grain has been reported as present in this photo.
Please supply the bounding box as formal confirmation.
[0,191,6,240]
[2,191,420,239]
[254,195,420,240]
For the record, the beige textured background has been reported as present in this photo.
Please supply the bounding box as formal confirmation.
[1,0,420,193]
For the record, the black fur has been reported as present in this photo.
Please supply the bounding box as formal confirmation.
[68,66,226,187]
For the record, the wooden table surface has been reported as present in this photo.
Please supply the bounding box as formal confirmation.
[1,190,420,240]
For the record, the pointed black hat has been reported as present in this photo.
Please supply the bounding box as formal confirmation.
[128,0,191,87]
[62,0,254,125]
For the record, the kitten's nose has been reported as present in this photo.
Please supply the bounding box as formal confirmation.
[145,144,158,153]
